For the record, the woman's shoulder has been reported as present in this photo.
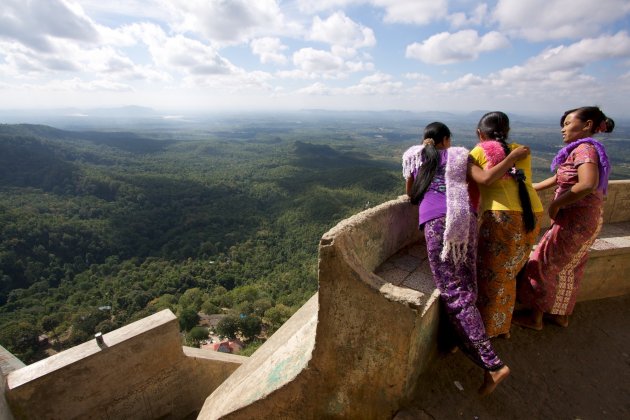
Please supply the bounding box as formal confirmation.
[570,142,599,163]
[573,142,597,152]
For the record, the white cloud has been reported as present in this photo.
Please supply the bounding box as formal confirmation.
[404,72,432,82]
[493,0,630,41]
[251,37,288,65]
[310,12,376,48]
[296,0,361,14]
[296,0,447,25]
[166,0,301,45]
[183,69,274,92]
[406,30,510,64]
[498,32,630,78]
[420,32,630,112]
[344,72,403,95]
[372,0,448,24]
[122,24,237,76]
[291,47,371,78]
[0,0,99,52]
[448,4,488,28]
[293,48,344,72]
[297,82,334,95]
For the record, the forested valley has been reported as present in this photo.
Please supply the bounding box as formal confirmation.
[0,115,411,362]
[1,112,628,363]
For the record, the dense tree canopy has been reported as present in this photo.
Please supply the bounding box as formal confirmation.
[0,121,404,362]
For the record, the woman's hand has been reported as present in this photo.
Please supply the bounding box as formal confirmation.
[548,200,561,220]
[508,146,530,163]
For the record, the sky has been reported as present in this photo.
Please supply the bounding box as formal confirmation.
[1,0,630,117]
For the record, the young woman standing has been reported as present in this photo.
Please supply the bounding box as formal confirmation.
[468,111,543,338]
[403,121,526,395]
[514,106,613,330]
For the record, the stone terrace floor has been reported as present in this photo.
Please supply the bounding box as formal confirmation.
[375,224,630,420]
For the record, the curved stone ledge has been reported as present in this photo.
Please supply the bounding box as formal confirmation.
[199,197,442,419]
[199,181,630,419]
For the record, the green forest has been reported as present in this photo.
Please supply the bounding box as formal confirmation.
[0,119,408,362]
[1,114,628,363]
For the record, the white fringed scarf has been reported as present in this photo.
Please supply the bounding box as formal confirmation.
[402,145,472,264]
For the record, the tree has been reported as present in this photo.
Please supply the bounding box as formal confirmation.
[178,307,199,332]
[188,326,209,347]
[264,304,294,333]
[178,288,205,311]
[216,315,239,339]
[0,321,39,362]
[239,315,262,340]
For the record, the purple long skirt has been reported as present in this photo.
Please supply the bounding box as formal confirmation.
[424,216,504,371]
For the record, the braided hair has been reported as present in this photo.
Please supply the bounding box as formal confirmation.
[478,112,536,232]
[409,122,451,205]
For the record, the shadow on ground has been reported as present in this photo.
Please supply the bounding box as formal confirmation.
[396,294,630,419]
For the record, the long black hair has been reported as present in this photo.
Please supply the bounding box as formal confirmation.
[478,111,536,232]
[410,122,450,205]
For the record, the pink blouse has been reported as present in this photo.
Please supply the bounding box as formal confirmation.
[555,143,603,208]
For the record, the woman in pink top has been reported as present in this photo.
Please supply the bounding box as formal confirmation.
[514,106,614,330]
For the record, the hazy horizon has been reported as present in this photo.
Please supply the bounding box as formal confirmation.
[1,1,629,117]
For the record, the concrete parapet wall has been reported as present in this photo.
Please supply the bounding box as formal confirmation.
[537,180,630,229]
[5,310,245,420]
[199,198,440,419]
[536,180,630,301]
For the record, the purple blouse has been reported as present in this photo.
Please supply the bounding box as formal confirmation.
[418,150,447,226]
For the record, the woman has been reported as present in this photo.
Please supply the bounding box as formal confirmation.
[514,106,614,330]
[468,111,543,338]
[403,122,526,395]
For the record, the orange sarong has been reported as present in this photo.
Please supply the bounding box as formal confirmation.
[476,210,541,337]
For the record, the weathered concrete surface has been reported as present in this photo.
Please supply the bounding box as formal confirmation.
[199,293,318,419]
[6,310,245,420]
[0,345,22,420]
[199,197,441,419]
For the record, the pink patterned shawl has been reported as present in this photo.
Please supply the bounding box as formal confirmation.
[476,140,510,178]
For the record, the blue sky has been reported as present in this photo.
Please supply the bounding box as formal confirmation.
[1,0,629,117]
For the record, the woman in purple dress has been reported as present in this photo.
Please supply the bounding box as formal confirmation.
[402,122,527,395]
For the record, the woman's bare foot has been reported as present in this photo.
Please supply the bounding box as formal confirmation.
[512,309,543,331]
[545,314,569,327]
[479,365,510,397]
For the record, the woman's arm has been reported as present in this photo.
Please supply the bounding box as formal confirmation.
[467,146,530,186]
[406,175,414,197]
[533,175,557,191]
[548,162,599,219]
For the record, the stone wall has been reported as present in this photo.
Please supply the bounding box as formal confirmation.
[198,197,440,419]
[5,310,245,420]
